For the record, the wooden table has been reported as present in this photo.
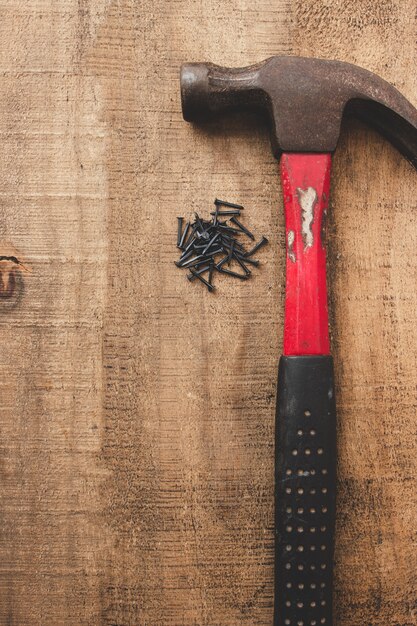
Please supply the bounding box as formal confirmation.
[0,1,415,624]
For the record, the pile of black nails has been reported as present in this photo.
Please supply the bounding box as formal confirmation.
[176,198,268,291]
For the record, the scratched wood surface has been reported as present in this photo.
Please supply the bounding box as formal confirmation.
[0,1,415,625]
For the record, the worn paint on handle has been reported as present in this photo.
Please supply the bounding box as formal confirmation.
[281,153,332,355]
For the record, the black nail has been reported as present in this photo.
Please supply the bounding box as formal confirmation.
[194,213,208,235]
[178,221,190,249]
[244,236,268,256]
[195,214,211,231]
[230,216,255,240]
[206,247,223,257]
[220,236,245,251]
[182,224,197,249]
[217,266,248,280]
[187,264,211,281]
[227,240,235,266]
[214,198,244,209]
[235,253,259,267]
[194,242,222,255]
[181,238,197,255]
[182,233,197,255]
[210,210,241,216]
[208,261,214,284]
[217,225,241,234]
[179,255,210,268]
[233,253,251,275]
[179,248,195,263]
[202,232,220,255]
[189,268,214,291]
[177,217,184,247]
[221,237,244,250]
[216,256,229,270]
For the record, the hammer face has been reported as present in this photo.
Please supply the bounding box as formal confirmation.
[180,63,211,123]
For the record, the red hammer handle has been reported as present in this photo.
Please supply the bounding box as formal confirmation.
[281,153,332,356]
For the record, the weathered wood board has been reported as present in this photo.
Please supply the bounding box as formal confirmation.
[0,1,415,624]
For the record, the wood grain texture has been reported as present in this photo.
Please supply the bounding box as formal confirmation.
[0,1,415,625]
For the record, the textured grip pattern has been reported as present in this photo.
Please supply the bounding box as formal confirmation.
[274,356,336,626]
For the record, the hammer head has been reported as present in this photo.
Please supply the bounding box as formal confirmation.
[181,56,417,166]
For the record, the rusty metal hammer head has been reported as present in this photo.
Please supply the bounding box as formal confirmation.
[180,56,417,166]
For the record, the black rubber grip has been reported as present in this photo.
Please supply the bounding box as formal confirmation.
[274,356,336,626]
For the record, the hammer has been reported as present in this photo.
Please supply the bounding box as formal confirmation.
[180,56,417,625]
